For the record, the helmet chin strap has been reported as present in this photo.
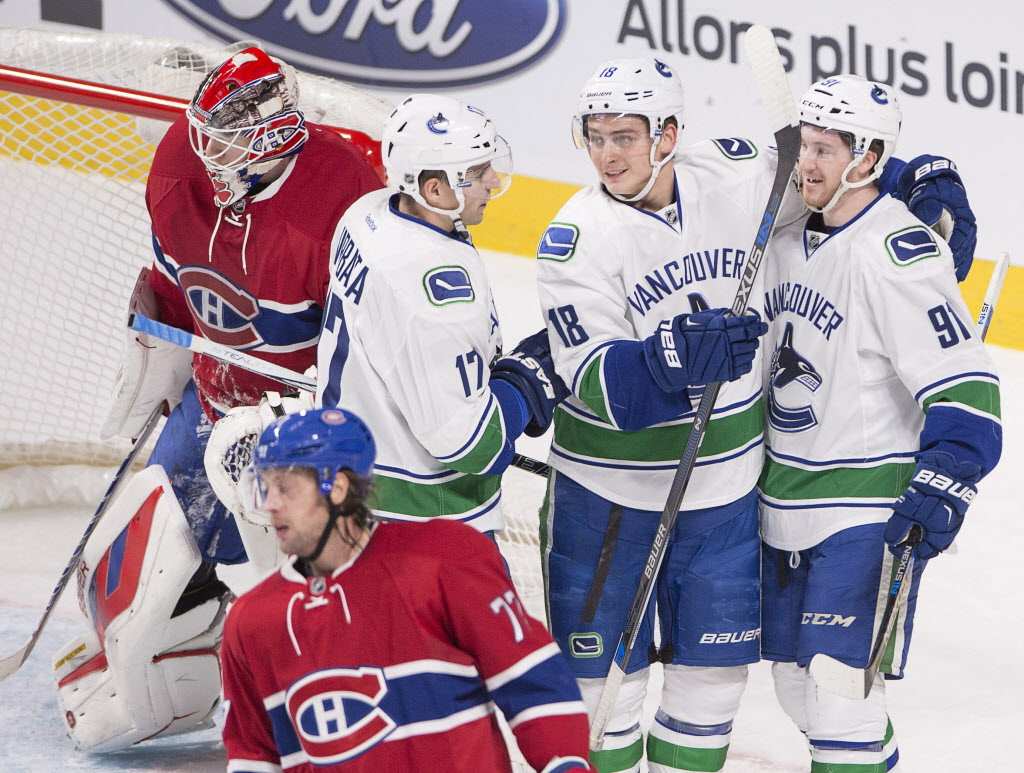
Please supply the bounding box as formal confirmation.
[806,155,880,215]
[410,183,472,237]
[607,135,678,205]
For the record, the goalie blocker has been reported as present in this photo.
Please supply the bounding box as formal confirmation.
[53,466,231,751]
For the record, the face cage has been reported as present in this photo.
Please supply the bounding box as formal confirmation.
[408,134,513,219]
[571,112,679,204]
[186,108,308,173]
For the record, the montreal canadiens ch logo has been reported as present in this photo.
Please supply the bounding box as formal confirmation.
[177,266,264,350]
[286,667,397,764]
[768,322,822,433]
[161,0,566,87]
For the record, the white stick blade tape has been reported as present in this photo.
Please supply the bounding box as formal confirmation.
[743,25,799,132]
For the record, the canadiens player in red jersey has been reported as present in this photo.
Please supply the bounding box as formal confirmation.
[51,49,383,752]
[220,407,595,773]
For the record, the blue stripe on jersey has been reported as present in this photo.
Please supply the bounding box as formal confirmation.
[373,464,462,481]
[913,371,999,403]
[488,652,583,725]
[766,447,918,466]
[758,496,889,510]
[264,669,492,760]
[151,233,178,281]
[435,395,495,462]
[252,303,323,348]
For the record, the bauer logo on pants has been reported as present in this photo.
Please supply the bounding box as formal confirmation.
[161,0,567,87]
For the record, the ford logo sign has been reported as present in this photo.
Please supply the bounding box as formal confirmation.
[162,1,567,87]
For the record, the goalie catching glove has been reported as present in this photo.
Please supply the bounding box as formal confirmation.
[884,451,980,560]
[101,267,192,440]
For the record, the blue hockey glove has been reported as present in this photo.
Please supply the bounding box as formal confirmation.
[642,308,767,392]
[884,451,981,560]
[491,329,569,437]
[896,155,977,281]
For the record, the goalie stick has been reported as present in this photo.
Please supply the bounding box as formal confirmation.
[809,249,1010,701]
[588,24,801,752]
[128,312,552,479]
[0,404,164,681]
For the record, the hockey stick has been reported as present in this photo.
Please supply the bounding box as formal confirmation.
[588,25,800,751]
[128,312,552,479]
[809,251,1010,700]
[0,404,164,681]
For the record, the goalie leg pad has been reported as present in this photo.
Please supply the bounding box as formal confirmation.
[55,465,231,752]
[647,664,747,772]
[147,381,246,564]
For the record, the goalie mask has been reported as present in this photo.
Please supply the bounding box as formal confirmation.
[572,57,685,203]
[187,47,309,208]
[381,94,513,222]
[798,75,902,213]
[243,407,375,561]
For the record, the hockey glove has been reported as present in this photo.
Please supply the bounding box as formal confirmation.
[897,155,977,281]
[491,329,569,437]
[642,308,767,392]
[884,451,981,560]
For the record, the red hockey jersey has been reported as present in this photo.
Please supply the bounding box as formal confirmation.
[220,520,593,772]
[145,116,382,417]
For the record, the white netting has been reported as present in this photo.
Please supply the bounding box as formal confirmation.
[0,28,391,468]
[0,28,543,614]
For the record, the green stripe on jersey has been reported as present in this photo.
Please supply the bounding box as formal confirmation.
[445,401,507,475]
[921,379,1001,419]
[759,458,915,502]
[591,736,643,772]
[553,397,763,463]
[810,760,886,773]
[370,471,501,518]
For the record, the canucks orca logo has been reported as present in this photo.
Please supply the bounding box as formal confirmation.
[177,266,264,349]
[768,323,822,433]
[426,112,449,134]
[870,84,889,104]
[285,667,397,764]
[654,59,674,78]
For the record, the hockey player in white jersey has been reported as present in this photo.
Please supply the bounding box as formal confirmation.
[316,94,567,531]
[536,57,983,773]
[759,75,1001,772]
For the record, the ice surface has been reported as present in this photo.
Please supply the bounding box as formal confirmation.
[1,250,1019,771]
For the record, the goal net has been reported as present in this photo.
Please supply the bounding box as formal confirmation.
[0,28,544,613]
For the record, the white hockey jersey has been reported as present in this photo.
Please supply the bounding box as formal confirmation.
[759,194,1001,550]
[537,138,803,511]
[316,189,508,532]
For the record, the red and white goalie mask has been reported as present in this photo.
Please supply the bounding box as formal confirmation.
[187,47,309,207]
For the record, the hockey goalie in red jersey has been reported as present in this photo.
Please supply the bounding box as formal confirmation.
[52,49,384,754]
[220,408,595,773]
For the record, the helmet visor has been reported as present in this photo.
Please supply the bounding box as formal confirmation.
[460,134,513,200]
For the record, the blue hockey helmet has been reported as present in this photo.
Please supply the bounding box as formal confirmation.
[254,408,376,496]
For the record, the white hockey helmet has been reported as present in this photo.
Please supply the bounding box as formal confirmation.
[381,94,512,221]
[572,57,685,203]
[798,74,902,212]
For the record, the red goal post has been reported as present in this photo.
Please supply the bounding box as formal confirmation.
[0,29,390,470]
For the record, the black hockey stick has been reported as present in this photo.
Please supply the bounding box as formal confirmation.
[589,25,801,751]
[0,404,164,681]
[129,312,551,479]
[809,250,1010,700]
